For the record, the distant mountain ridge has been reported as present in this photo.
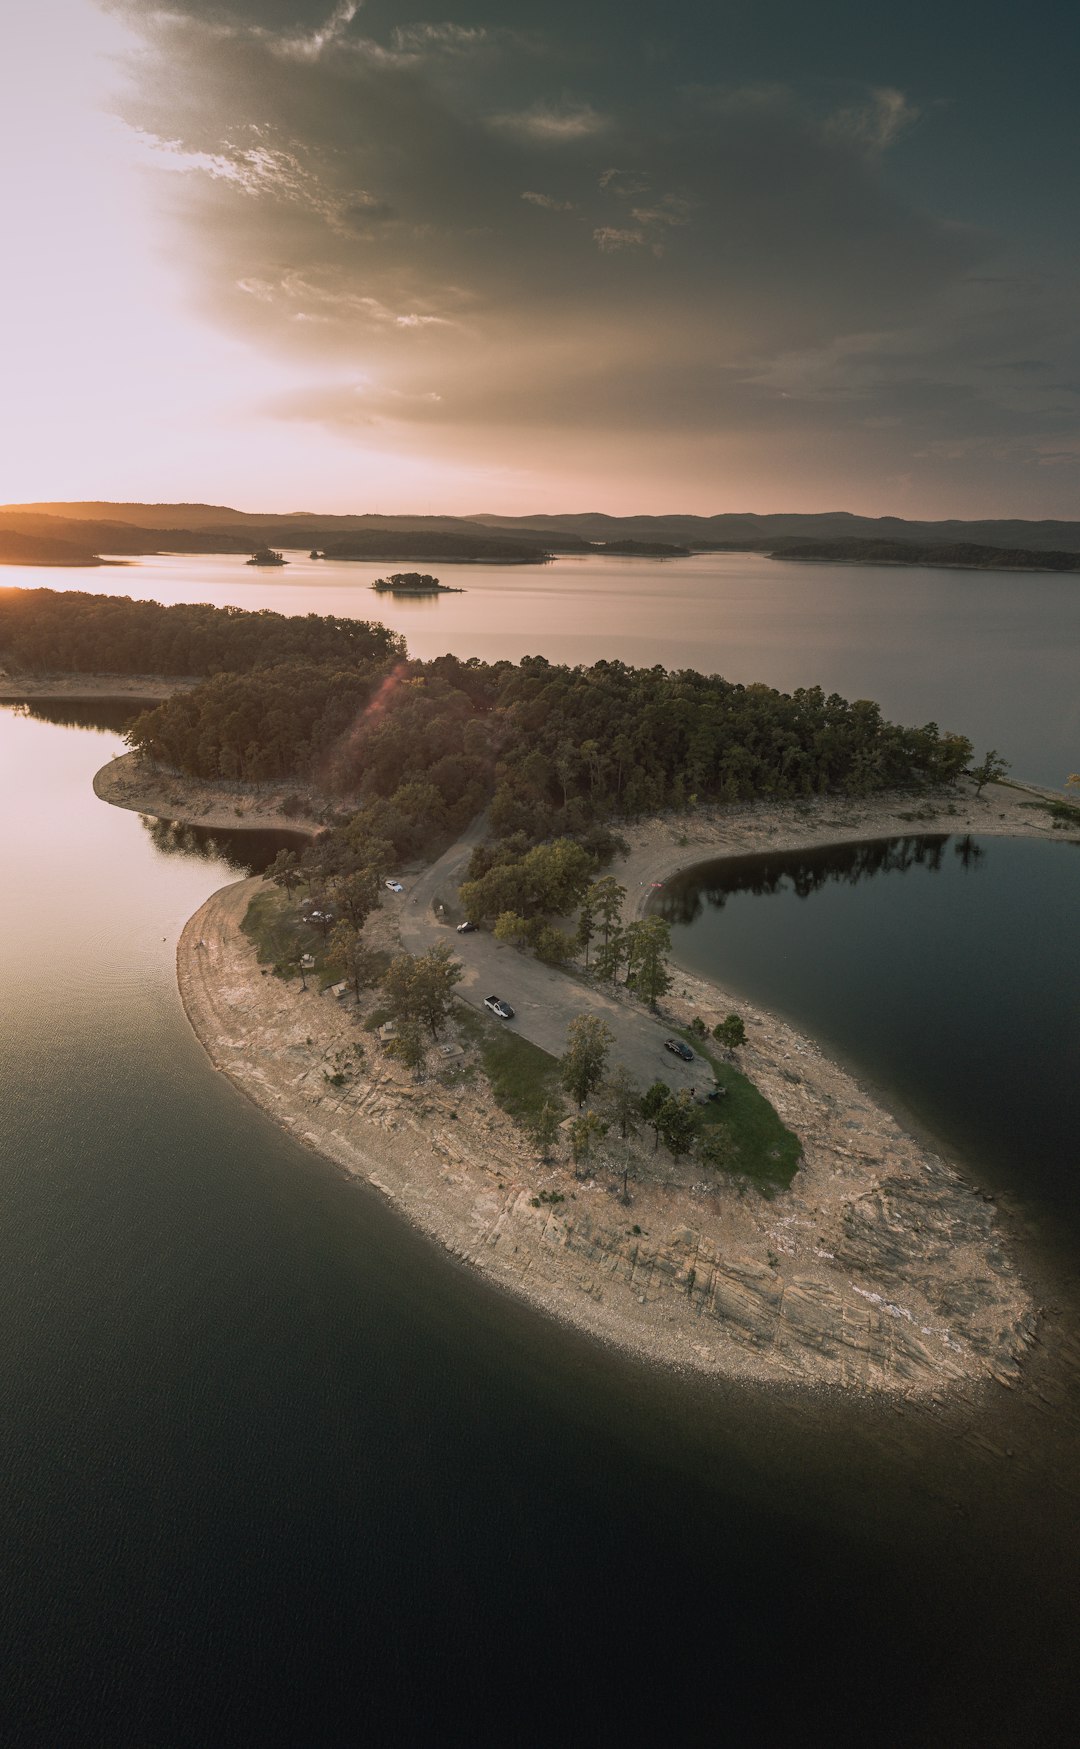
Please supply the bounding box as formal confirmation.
[471,510,1080,553]
[2,502,1079,559]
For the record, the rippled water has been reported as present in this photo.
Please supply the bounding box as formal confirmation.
[6,546,1079,786]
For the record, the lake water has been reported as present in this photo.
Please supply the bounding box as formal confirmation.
[4,564,1080,1742]
[656,835,1080,1259]
[5,547,1079,788]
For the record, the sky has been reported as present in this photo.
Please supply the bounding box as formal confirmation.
[1,0,1077,517]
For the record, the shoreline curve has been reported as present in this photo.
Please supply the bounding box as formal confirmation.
[163,774,1066,1402]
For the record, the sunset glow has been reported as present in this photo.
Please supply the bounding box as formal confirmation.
[2,0,1077,514]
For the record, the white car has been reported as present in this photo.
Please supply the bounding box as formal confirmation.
[385,879,404,894]
[484,995,515,1020]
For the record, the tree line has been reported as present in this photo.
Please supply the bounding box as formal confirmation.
[0,587,403,677]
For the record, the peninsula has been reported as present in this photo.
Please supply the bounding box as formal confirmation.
[164,780,1052,1397]
[7,584,1068,1397]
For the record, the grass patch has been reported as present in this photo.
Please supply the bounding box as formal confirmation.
[674,1030,802,1195]
[1017,798,1080,829]
[455,1005,562,1129]
[241,887,322,973]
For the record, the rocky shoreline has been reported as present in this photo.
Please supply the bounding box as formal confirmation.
[156,773,1069,1401]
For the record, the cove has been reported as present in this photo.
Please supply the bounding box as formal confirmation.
[656,834,1080,1257]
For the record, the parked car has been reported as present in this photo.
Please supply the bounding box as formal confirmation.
[385,879,404,893]
[664,1038,694,1061]
[484,995,515,1020]
[456,920,477,933]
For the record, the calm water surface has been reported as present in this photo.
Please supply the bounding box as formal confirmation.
[657,835,1080,1257]
[3,692,1080,1734]
[7,547,1079,786]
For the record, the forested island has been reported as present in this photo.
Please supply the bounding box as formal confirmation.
[313,532,551,564]
[0,530,106,567]
[370,572,464,595]
[591,539,691,558]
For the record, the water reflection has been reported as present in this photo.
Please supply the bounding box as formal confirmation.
[657,831,1080,1249]
[11,696,147,735]
[656,832,968,925]
[139,813,309,875]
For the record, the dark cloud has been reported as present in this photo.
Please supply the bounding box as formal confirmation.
[107,0,1079,507]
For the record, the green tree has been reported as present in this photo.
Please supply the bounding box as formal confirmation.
[575,887,597,967]
[383,943,463,1039]
[494,911,532,947]
[326,922,381,1003]
[624,916,672,1008]
[561,1014,615,1107]
[590,876,626,947]
[268,848,302,895]
[570,1111,608,1170]
[714,1013,746,1050]
[971,748,1010,796]
[656,1091,698,1157]
[592,926,625,988]
[330,868,381,931]
[531,1100,562,1162]
[532,924,573,966]
[601,1063,641,1140]
[387,1017,426,1076]
[640,1080,671,1151]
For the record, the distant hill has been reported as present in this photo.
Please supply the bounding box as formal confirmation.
[4,502,1080,561]
[472,510,1080,554]
[771,538,1080,572]
[0,505,582,561]
[0,529,104,567]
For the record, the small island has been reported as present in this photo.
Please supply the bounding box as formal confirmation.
[591,539,692,558]
[370,571,464,595]
[247,547,288,567]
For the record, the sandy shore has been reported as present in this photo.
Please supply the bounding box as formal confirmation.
[94,750,324,835]
[163,775,1070,1401]
[0,673,191,704]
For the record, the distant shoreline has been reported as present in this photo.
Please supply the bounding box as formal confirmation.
[0,673,190,704]
[775,554,1077,575]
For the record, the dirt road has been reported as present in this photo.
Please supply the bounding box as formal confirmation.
[397,819,708,1093]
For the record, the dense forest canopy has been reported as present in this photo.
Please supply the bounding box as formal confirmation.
[0,588,404,676]
[2,586,975,875]
[124,639,972,863]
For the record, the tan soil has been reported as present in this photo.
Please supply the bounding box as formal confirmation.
[94,751,323,835]
[0,673,192,703]
[170,772,1065,1401]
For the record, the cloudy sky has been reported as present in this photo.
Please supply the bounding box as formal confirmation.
[3,0,1078,514]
